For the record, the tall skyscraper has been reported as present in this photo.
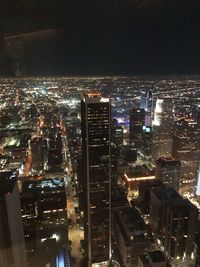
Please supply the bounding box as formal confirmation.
[152,97,173,162]
[0,170,27,267]
[140,90,153,127]
[129,108,145,149]
[172,118,199,188]
[31,136,44,171]
[81,93,111,266]
[140,90,153,113]
[155,157,181,191]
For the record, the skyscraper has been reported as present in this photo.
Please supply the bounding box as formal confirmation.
[172,118,199,188]
[31,136,44,172]
[140,90,153,113]
[140,90,153,127]
[152,97,173,161]
[150,188,197,264]
[129,108,145,149]
[81,93,111,266]
[0,170,27,267]
[155,157,181,191]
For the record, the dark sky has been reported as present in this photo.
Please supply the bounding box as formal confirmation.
[1,0,200,76]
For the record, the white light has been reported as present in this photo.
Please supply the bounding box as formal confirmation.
[51,233,60,242]
[100,97,109,102]
[196,169,200,196]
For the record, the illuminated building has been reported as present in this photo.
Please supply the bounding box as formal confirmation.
[31,136,44,171]
[81,93,111,266]
[22,178,68,266]
[113,207,153,267]
[155,157,181,191]
[150,188,198,263]
[0,170,27,267]
[129,108,145,149]
[172,118,199,187]
[140,90,153,113]
[152,97,173,161]
[196,163,200,196]
[48,127,63,169]
[111,119,123,146]
[122,166,155,193]
[140,90,153,126]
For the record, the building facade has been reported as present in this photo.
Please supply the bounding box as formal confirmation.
[81,93,111,266]
[152,97,173,162]
[155,157,181,191]
[150,188,198,263]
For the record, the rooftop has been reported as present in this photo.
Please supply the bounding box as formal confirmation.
[22,178,65,194]
[0,170,17,197]
[115,207,152,244]
[157,157,181,166]
[151,187,182,202]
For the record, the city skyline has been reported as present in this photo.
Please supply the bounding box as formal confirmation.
[1,0,200,76]
[0,76,200,267]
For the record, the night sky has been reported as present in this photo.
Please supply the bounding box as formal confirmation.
[1,0,200,76]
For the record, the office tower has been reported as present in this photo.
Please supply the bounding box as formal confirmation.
[138,250,168,267]
[81,93,111,266]
[140,90,153,113]
[155,157,181,191]
[129,108,145,149]
[173,118,199,187]
[136,179,164,215]
[48,127,63,169]
[152,97,173,161]
[31,136,44,171]
[0,170,27,267]
[22,178,68,266]
[113,207,154,267]
[140,90,153,126]
[141,126,152,157]
[150,188,198,263]
[123,145,137,162]
[111,119,123,146]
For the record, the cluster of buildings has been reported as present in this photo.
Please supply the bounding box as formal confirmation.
[77,91,200,267]
[1,77,200,267]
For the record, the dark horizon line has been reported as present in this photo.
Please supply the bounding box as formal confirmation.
[1,72,200,79]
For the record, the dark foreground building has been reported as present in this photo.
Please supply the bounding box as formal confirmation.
[0,170,27,267]
[81,93,111,266]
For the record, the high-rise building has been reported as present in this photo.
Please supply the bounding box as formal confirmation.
[152,97,173,161]
[31,136,44,171]
[129,108,145,149]
[111,119,123,146]
[81,93,111,266]
[150,188,198,263]
[155,157,181,191]
[0,170,27,267]
[22,178,68,266]
[113,207,154,267]
[172,118,199,188]
[140,90,153,113]
[140,90,153,127]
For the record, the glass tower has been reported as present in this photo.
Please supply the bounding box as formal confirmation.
[81,93,111,266]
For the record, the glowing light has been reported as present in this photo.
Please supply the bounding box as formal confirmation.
[124,173,155,182]
[51,233,60,241]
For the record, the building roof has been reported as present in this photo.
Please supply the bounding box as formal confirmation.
[115,207,152,245]
[22,178,65,195]
[0,170,17,197]
[157,157,181,166]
